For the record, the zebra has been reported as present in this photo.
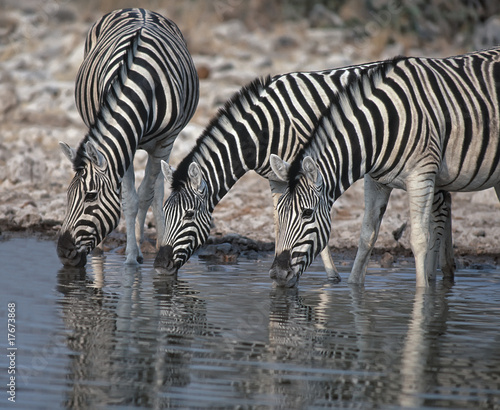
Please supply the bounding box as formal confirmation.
[153,60,429,278]
[57,8,199,267]
[269,47,500,287]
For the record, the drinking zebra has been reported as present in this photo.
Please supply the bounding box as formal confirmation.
[57,8,199,267]
[154,61,418,278]
[270,48,500,287]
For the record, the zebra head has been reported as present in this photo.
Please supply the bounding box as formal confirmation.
[269,154,331,287]
[57,140,121,267]
[154,160,210,275]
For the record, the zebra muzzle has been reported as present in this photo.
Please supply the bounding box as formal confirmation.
[154,245,179,275]
[57,231,87,267]
[269,250,299,288]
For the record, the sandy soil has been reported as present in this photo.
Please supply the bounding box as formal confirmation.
[0,2,499,269]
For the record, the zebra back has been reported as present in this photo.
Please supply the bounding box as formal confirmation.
[285,48,500,201]
[72,8,199,178]
[76,8,196,129]
[170,61,385,210]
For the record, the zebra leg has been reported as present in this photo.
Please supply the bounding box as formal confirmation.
[271,184,339,282]
[320,247,340,282]
[136,157,153,246]
[407,175,436,287]
[427,190,448,281]
[122,164,142,264]
[152,161,165,249]
[349,176,392,284]
[136,156,164,250]
[438,191,454,281]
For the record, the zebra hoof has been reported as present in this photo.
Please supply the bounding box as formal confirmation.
[124,255,140,265]
[326,270,341,283]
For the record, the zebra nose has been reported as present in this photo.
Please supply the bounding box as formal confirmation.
[269,250,298,288]
[154,245,178,275]
[57,231,87,267]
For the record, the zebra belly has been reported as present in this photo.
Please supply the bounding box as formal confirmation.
[369,155,500,193]
[435,158,500,192]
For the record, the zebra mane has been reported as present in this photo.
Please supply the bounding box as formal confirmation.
[171,75,274,191]
[287,55,405,192]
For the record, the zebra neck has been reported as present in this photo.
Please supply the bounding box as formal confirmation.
[82,32,145,184]
[84,125,135,184]
[180,87,270,210]
[191,137,250,212]
[309,123,371,204]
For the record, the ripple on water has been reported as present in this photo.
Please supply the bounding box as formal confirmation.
[1,237,499,409]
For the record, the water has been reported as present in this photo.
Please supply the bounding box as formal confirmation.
[1,237,500,409]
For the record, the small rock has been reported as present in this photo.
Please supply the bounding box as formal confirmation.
[52,5,77,23]
[274,35,298,50]
[198,244,219,259]
[380,252,394,268]
[475,230,486,237]
[197,65,210,79]
[240,249,259,260]
[215,242,233,254]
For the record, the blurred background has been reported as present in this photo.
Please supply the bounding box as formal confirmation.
[1,0,500,254]
[4,0,500,53]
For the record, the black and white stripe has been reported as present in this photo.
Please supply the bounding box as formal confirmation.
[270,48,500,287]
[154,61,391,275]
[57,8,199,267]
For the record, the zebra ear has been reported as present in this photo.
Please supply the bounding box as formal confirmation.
[188,162,204,191]
[302,156,320,185]
[161,160,175,185]
[269,154,290,182]
[59,141,77,164]
[85,140,106,169]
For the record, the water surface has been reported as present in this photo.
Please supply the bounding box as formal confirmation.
[1,237,499,409]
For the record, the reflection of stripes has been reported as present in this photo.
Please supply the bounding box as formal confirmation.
[58,8,198,266]
[272,48,500,287]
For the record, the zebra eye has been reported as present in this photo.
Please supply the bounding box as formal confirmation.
[85,191,98,202]
[184,210,195,221]
[302,208,314,219]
